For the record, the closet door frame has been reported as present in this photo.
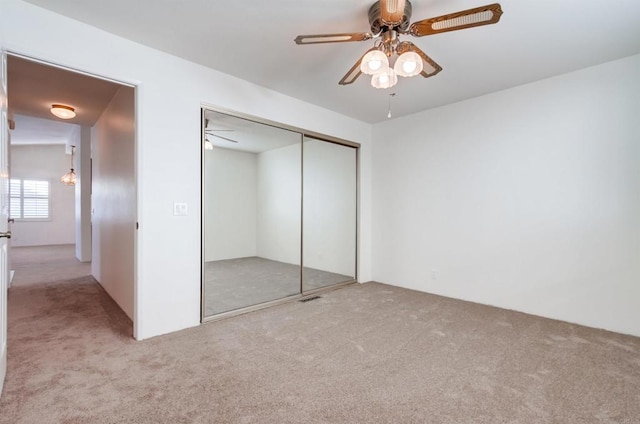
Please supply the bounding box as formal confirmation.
[200,105,360,323]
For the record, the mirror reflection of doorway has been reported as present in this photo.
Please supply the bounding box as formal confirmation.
[201,109,358,320]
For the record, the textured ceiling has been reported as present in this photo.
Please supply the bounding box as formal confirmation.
[19,0,640,123]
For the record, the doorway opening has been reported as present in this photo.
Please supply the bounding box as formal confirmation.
[6,54,137,335]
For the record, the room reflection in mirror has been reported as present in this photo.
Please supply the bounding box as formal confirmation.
[203,111,301,316]
[302,137,357,291]
[202,109,358,320]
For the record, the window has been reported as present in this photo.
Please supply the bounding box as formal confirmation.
[10,179,50,220]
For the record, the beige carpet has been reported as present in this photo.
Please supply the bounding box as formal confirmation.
[204,257,354,316]
[9,244,91,286]
[1,247,639,423]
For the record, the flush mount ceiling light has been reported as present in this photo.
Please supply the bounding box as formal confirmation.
[294,1,503,88]
[51,104,76,119]
[60,146,76,186]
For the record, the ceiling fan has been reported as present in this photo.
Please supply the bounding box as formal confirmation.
[294,0,503,89]
[204,119,239,149]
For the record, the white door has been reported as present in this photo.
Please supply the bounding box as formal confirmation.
[0,49,9,396]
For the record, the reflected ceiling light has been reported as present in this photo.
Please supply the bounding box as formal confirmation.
[360,49,389,75]
[51,104,76,119]
[204,137,214,150]
[60,146,76,186]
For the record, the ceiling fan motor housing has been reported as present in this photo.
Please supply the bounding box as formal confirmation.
[369,0,413,34]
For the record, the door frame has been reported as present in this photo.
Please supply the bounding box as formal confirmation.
[0,48,9,397]
[200,104,360,323]
[4,51,141,338]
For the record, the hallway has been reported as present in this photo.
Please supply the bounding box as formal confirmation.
[10,244,91,286]
[1,244,133,423]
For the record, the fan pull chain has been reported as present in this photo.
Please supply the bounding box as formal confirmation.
[387,93,396,118]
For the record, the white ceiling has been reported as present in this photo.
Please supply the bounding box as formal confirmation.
[21,0,640,123]
[11,114,78,146]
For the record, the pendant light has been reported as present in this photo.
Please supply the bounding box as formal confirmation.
[60,146,76,186]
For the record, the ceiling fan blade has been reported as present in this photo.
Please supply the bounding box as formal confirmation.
[413,47,443,78]
[338,48,378,85]
[210,133,238,144]
[380,0,406,26]
[295,33,373,45]
[409,3,503,37]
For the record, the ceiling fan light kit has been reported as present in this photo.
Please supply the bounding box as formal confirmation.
[394,50,422,77]
[360,49,389,75]
[372,67,398,89]
[294,1,503,88]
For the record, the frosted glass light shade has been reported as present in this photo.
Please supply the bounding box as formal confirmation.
[60,169,76,186]
[360,50,389,75]
[51,104,76,119]
[204,138,214,150]
[394,51,423,77]
[371,68,398,89]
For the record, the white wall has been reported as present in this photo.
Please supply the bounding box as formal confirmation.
[91,86,135,320]
[2,0,372,339]
[204,147,257,262]
[372,54,640,336]
[303,139,357,276]
[206,140,358,279]
[256,143,301,265]
[75,126,91,262]
[9,144,75,247]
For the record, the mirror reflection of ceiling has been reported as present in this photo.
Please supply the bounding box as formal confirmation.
[204,110,300,154]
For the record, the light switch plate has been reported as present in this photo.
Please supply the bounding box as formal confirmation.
[173,202,188,216]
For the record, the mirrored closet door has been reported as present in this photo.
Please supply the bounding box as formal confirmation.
[302,137,357,292]
[202,110,301,317]
[202,109,358,320]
